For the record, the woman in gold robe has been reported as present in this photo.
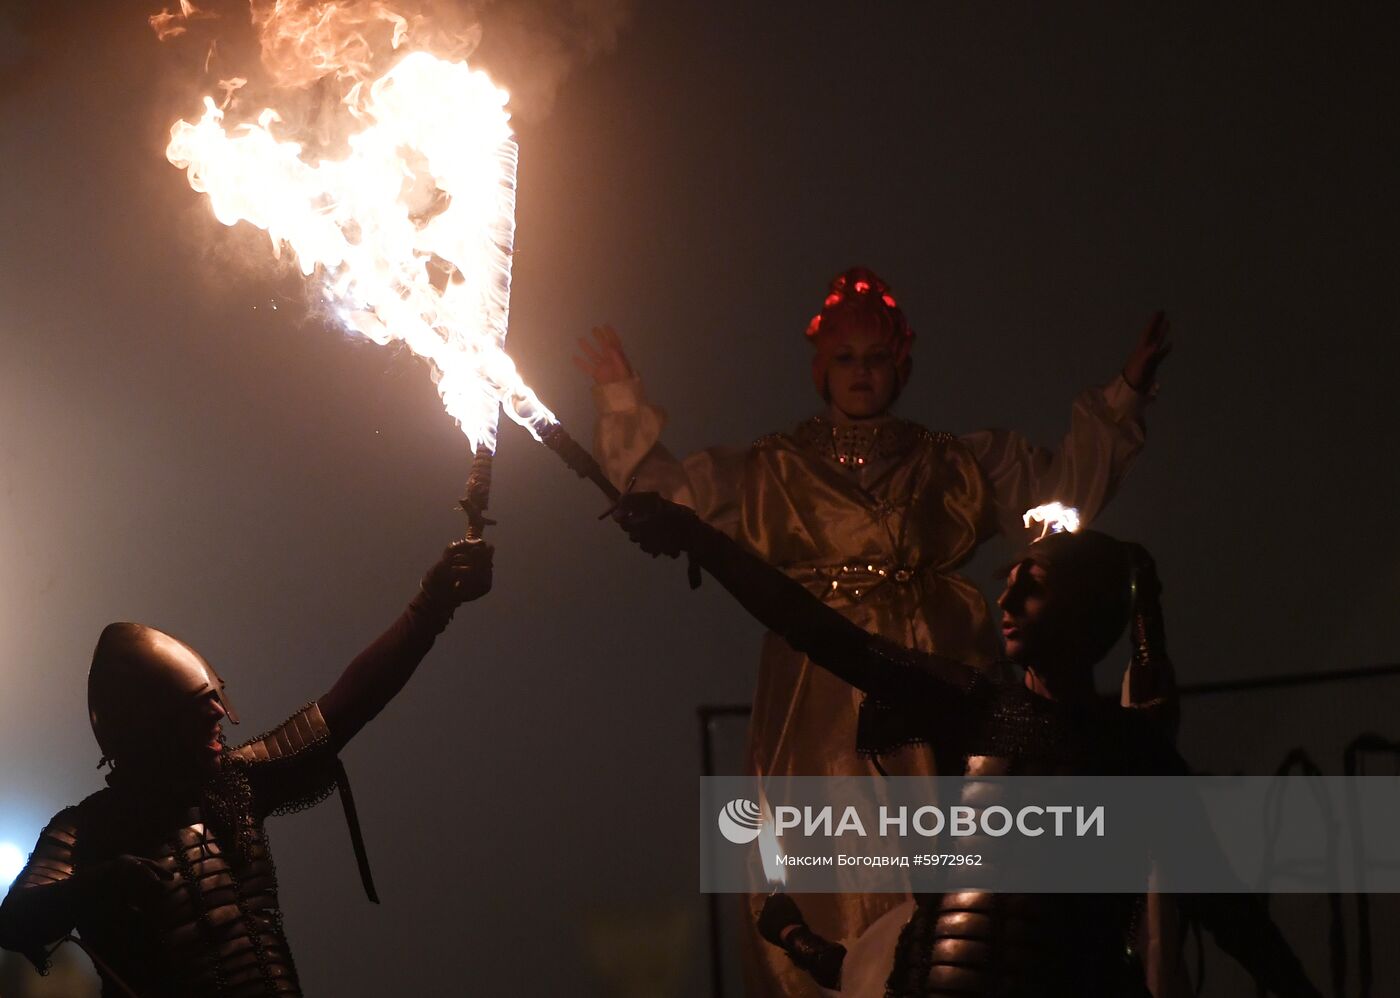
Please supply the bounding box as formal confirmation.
[576,268,1171,997]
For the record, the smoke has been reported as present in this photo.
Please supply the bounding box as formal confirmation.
[148,0,631,122]
[248,0,482,87]
[0,0,632,308]
[471,0,632,120]
[2,0,632,117]
[140,0,631,293]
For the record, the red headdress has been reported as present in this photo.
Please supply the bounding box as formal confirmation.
[806,266,915,395]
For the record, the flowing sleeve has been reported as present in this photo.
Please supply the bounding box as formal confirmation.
[959,375,1149,541]
[593,375,746,536]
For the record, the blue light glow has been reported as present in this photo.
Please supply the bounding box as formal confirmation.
[0,841,24,890]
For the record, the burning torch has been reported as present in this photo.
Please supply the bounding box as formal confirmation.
[158,4,629,543]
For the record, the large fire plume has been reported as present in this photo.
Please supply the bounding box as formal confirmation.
[158,1,556,454]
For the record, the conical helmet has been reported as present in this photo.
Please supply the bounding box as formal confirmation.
[88,622,240,761]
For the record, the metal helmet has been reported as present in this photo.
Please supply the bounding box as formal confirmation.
[88,622,240,762]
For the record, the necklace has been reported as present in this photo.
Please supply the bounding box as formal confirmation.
[795,415,924,467]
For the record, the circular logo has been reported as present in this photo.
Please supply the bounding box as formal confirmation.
[717,798,763,845]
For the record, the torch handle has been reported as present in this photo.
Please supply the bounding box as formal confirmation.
[458,444,496,541]
[539,422,621,501]
[539,421,701,589]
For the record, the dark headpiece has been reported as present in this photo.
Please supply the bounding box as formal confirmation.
[1008,511,1168,687]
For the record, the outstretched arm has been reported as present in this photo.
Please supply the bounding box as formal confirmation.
[961,312,1171,543]
[318,539,493,750]
[614,493,980,709]
[578,325,747,535]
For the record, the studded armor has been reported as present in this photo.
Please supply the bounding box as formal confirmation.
[3,703,353,997]
[0,539,487,998]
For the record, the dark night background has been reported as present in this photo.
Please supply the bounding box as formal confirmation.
[1,2,1397,995]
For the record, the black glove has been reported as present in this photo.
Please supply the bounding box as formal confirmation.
[612,492,700,559]
[757,893,846,990]
[419,539,494,610]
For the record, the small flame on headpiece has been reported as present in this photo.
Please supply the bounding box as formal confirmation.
[1023,502,1081,541]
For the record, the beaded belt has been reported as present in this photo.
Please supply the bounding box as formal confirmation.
[800,560,926,602]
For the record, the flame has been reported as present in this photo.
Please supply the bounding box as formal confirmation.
[216,77,248,109]
[250,0,415,88]
[162,13,556,452]
[150,1,217,42]
[1022,502,1082,541]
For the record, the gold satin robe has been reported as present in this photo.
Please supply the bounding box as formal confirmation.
[593,375,1149,997]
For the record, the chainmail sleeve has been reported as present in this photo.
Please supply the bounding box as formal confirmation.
[228,702,339,818]
[227,702,381,903]
[218,592,456,905]
[0,806,83,972]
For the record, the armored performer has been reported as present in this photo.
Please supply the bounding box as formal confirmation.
[576,268,1172,994]
[0,537,493,998]
[612,493,1320,998]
